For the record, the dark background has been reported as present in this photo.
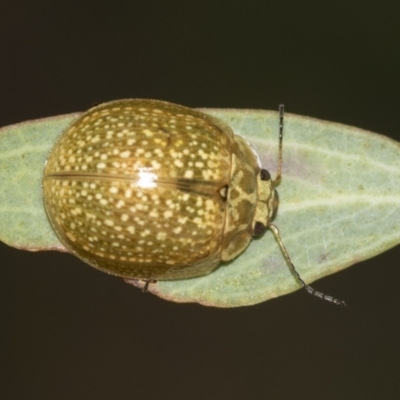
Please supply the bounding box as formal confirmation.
[1,1,400,399]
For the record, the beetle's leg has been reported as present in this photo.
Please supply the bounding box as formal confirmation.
[142,280,157,293]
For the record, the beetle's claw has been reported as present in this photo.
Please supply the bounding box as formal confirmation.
[142,280,157,293]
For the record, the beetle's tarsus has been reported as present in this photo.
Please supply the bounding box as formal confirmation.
[142,280,157,293]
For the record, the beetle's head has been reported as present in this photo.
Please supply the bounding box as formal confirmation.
[252,168,279,237]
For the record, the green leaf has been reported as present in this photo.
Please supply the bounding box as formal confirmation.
[0,113,79,250]
[1,107,400,307]
[129,109,400,307]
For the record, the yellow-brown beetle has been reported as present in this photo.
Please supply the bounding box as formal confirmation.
[43,99,345,305]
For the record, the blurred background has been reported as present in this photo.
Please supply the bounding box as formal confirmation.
[1,1,400,399]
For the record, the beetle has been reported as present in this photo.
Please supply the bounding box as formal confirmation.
[42,99,345,306]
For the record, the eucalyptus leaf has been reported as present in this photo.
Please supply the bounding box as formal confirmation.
[129,108,400,307]
[0,114,79,251]
[1,107,399,307]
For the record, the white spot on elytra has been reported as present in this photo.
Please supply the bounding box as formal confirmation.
[120,150,131,158]
[116,200,125,208]
[164,210,172,218]
[174,160,183,168]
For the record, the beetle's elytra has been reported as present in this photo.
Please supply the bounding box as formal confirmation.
[43,99,277,279]
[43,99,346,306]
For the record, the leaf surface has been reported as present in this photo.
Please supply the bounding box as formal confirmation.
[0,114,79,251]
[1,108,399,306]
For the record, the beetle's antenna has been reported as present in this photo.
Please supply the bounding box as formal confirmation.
[273,104,284,187]
[270,105,346,306]
[269,225,346,306]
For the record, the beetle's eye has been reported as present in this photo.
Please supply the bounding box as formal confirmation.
[253,221,266,236]
[260,169,271,181]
